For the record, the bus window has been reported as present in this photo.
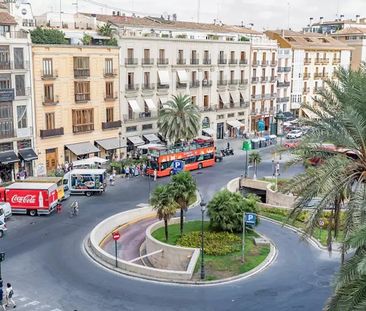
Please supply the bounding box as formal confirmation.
[203,153,214,160]
[149,161,159,170]
[185,156,197,164]
[161,161,173,170]
[197,155,204,161]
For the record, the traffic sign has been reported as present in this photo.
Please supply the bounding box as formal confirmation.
[242,140,252,151]
[245,213,257,225]
[172,160,185,174]
[112,231,120,241]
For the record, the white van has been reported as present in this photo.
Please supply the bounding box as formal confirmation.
[0,202,11,222]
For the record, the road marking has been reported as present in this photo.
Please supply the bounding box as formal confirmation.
[23,301,40,307]
[7,294,63,311]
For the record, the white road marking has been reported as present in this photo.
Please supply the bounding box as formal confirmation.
[23,301,40,307]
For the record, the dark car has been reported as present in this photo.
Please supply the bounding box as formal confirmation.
[215,151,223,162]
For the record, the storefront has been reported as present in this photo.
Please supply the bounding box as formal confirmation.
[227,120,245,138]
[64,142,100,163]
[216,122,224,140]
[95,137,126,161]
[127,136,145,154]
[0,150,19,183]
[18,148,38,177]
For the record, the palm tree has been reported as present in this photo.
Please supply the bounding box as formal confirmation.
[97,23,114,37]
[284,66,366,310]
[158,94,201,144]
[249,151,262,180]
[169,171,197,236]
[150,185,178,241]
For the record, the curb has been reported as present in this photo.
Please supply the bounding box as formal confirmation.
[260,216,341,253]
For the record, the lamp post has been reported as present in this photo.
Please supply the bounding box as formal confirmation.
[200,198,206,280]
[118,131,123,161]
[275,110,286,160]
[147,154,152,200]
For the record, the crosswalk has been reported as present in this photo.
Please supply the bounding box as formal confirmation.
[4,294,63,311]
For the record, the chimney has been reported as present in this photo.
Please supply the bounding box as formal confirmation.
[241,21,244,27]
[172,13,177,21]
[112,11,116,15]
[319,16,324,24]
[340,14,344,21]
[117,11,120,16]
[213,18,216,25]
[309,17,313,27]
[356,14,360,23]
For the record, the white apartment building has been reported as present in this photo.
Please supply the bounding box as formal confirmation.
[276,48,292,113]
[93,14,254,148]
[249,37,279,132]
[0,4,36,182]
[266,30,351,118]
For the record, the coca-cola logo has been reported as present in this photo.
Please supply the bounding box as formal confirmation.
[11,195,36,204]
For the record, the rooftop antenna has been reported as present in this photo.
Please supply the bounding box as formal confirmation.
[197,0,200,23]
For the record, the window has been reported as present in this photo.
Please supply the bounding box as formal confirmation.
[191,50,197,59]
[127,48,134,59]
[191,96,196,105]
[74,57,89,69]
[144,72,150,86]
[203,95,209,108]
[15,75,25,96]
[0,74,11,89]
[230,70,234,82]
[285,37,295,42]
[105,58,113,74]
[72,109,94,133]
[13,48,24,69]
[105,82,114,98]
[0,102,13,138]
[17,105,27,129]
[0,46,10,69]
[253,68,257,77]
[42,58,53,76]
[261,85,265,94]
[45,112,55,130]
[106,107,114,122]
[178,49,184,61]
[74,82,90,101]
[219,70,224,81]
[17,140,31,150]
[127,72,134,86]
[144,49,150,59]
[0,142,12,152]
[126,126,137,132]
[204,50,209,60]
[304,37,313,42]
[44,84,54,102]
[219,51,224,60]
[230,51,235,60]
[142,124,153,130]
[240,51,246,60]
[159,49,165,59]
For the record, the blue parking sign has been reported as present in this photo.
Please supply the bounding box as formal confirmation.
[245,213,257,225]
[172,160,185,174]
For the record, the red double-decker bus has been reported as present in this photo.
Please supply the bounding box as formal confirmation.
[146,138,216,177]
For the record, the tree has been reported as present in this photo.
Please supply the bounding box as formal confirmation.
[249,151,262,180]
[207,190,259,233]
[30,27,68,44]
[284,66,366,310]
[98,23,114,37]
[81,33,92,45]
[169,171,197,236]
[158,94,200,144]
[150,185,178,241]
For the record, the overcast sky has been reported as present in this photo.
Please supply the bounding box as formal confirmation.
[30,0,366,30]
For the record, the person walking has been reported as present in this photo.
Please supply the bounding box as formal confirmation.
[153,169,157,181]
[5,283,16,308]
[125,166,130,179]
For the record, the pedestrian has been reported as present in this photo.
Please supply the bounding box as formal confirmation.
[56,202,62,214]
[64,162,69,172]
[125,166,130,179]
[227,142,230,150]
[142,163,146,176]
[5,283,16,309]
[153,169,157,181]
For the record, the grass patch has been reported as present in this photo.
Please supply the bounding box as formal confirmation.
[152,221,270,280]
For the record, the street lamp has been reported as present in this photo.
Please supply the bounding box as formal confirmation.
[275,110,286,160]
[118,131,123,161]
[200,198,207,280]
[147,154,152,200]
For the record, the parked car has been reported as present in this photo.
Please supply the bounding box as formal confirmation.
[0,220,7,238]
[287,130,303,139]
[215,151,223,162]
[283,140,300,149]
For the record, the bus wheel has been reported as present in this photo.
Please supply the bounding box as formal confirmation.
[198,163,203,169]
[29,209,37,217]
[85,191,92,197]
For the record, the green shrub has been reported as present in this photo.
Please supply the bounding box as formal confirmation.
[177,231,241,256]
[31,27,68,44]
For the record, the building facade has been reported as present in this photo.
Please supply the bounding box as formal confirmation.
[266,30,351,117]
[276,48,292,113]
[0,5,35,182]
[32,45,121,175]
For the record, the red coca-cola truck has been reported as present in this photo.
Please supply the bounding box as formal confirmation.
[0,182,58,216]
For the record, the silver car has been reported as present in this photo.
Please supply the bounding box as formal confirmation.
[286,129,303,139]
[0,220,7,238]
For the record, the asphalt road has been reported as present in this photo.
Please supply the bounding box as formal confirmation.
[0,145,340,311]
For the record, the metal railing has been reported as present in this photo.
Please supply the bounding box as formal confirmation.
[278,67,291,73]
[190,59,199,65]
[176,58,186,65]
[104,92,118,101]
[103,69,118,77]
[42,70,58,80]
[202,58,211,65]
[142,58,154,65]
[125,58,138,65]
[42,95,59,106]
[218,58,227,65]
[157,58,169,65]
[202,80,212,87]
[189,80,200,88]
[40,127,64,138]
[176,82,187,89]
[74,93,90,102]
[74,69,90,78]
[102,120,122,130]
[239,59,248,65]
[73,124,94,133]
[125,84,140,91]
[217,80,228,86]
[277,81,290,87]
[0,31,28,39]
[141,83,156,90]
[229,59,238,65]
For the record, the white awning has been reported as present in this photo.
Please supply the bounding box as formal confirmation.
[144,98,157,111]
[96,138,126,150]
[227,120,245,128]
[143,133,161,143]
[128,99,141,113]
[158,70,170,85]
[73,156,108,167]
[137,143,164,150]
[230,91,240,103]
[177,70,188,83]
[159,97,169,108]
[202,128,215,136]
[127,136,145,146]
[65,142,100,156]
[219,93,229,104]
[302,108,319,119]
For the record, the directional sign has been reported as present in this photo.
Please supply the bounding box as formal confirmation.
[171,160,185,174]
[245,213,257,226]
[112,231,120,241]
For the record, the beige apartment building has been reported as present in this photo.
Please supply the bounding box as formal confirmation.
[266,30,351,117]
[32,45,121,175]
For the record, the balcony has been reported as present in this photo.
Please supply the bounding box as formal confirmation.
[262,93,271,100]
[0,31,28,39]
[228,79,238,85]
[190,59,199,65]
[123,111,158,123]
[270,61,278,67]
[315,58,322,65]
[0,62,11,70]
[125,84,139,92]
[217,80,228,86]
[218,58,227,65]
[270,76,277,83]
[74,69,90,78]
[321,58,329,65]
[239,59,248,66]
[251,109,259,115]
[261,60,269,66]
[314,87,326,93]
[277,81,290,87]
[102,120,122,130]
[190,80,200,88]
[0,88,15,101]
[142,58,154,66]
[240,101,250,108]
[40,127,64,138]
[104,92,118,101]
[229,59,238,65]
[125,58,138,66]
[176,82,187,89]
[103,69,118,78]
[276,97,290,103]
[278,67,291,73]
[270,93,277,99]
[303,73,310,80]
[0,61,30,70]
[303,87,310,94]
[157,58,169,65]
[251,94,261,100]
[314,73,324,79]
[251,77,259,83]
[304,58,312,65]
[261,76,269,83]
[176,58,186,65]
[202,80,212,87]
[239,79,248,85]
[42,95,59,106]
[157,83,169,90]
[74,93,90,102]
[42,70,58,80]
[332,58,341,65]
[141,83,156,91]
[202,59,211,65]
[213,103,240,111]
[73,124,94,133]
